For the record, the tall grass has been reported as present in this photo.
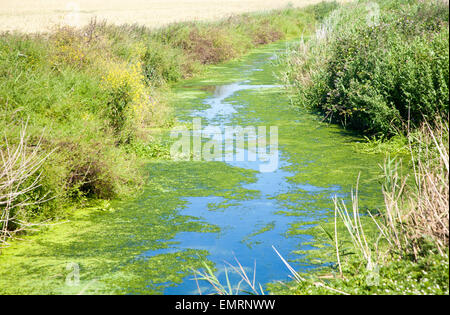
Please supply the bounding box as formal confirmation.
[194,259,265,295]
[383,119,449,258]
[329,120,449,294]
[194,248,350,295]
[336,119,449,263]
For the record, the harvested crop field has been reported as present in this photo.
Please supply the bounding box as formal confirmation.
[0,0,337,33]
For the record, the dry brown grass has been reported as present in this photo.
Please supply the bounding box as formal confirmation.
[335,118,449,266]
[374,119,449,259]
[0,122,52,249]
[402,120,449,256]
[0,0,342,34]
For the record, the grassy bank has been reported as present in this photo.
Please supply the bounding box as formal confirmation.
[273,0,449,294]
[0,3,339,247]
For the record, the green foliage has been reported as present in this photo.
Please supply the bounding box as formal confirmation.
[126,140,171,159]
[141,42,185,85]
[268,250,449,295]
[289,0,449,136]
[105,84,132,135]
[307,0,340,22]
[356,134,409,155]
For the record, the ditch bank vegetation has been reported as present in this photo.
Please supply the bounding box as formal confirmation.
[272,0,449,294]
[0,3,338,248]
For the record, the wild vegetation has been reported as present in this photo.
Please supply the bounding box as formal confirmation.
[286,0,449,136]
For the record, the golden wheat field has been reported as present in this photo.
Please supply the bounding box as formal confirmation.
[0,0,337,33]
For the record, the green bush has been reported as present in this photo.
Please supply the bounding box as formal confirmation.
[141,42,184,85]
[307,0,340,22]
[291,0,449,136]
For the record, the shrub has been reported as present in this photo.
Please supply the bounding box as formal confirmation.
[141,42,184,85]
[308,0,340,22]
[179,26,237,64]
[320,23,449,134]
[288,0,449,136]
[54,141,116,199]
[101,61,153,141]
[251,20,284,45]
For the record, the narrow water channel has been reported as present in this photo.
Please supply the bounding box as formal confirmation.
[0,41,383,295]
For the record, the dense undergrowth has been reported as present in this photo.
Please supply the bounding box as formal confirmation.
[286,0,449,136]
[0,4,337,247]
[275,0,449,295]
